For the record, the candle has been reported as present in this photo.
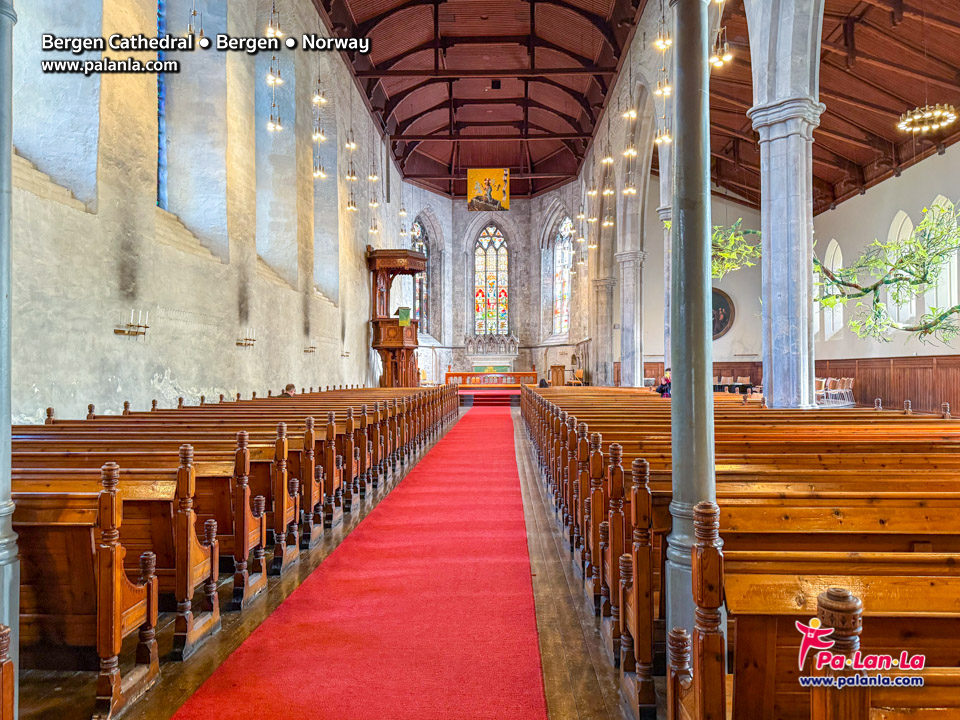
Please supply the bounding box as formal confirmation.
[130,309,135,324]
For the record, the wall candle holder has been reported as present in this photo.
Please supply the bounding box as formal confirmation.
[236,327,257,348]
[115,309,149,337]
[304,345,317,354]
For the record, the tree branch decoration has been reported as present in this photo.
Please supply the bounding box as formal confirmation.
[663,219,762,280]
[665,201,960,342]
[814,201,960,342]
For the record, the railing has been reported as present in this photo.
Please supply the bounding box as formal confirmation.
[445,371,538,386]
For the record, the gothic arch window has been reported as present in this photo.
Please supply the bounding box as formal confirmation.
[824,239,844,339]
[411,220,429,334]
[553,216,574,335]
[474,225,509,335]
[924,196,959,314]
[886,211,916,324]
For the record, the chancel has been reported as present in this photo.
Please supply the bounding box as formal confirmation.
[1,0,959,718]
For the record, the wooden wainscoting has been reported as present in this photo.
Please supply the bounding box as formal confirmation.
[817,355,960,414]
[642,361,763,386]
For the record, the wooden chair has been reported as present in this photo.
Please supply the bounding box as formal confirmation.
[735,376,750,385]
[719,375,734,385]
[569,369,585,386]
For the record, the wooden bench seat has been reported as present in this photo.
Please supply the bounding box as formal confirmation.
[14,447,221,661]
[668,502,960,720]
[15,463,160,719]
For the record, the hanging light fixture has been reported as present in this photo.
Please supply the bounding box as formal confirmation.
[267,100,282,132]
[602,180,614,196]
[655,116,673,145]
[346,161,358,182]
[576,204,585,221]
[346,193,358,212]
[654,67,672,97]
[587,183,598,197]
[312,158,326,179]
[576,225,585,243]
[368,168,379,182]
[588,233,599,249]
[623,171,637,195]
[602,211,614,228]
[623,140,638,158]
[345,130,357,151]
[710,26,733,68]
[369,218,380,234]
[399,205,408,218]
[898,103,958,134]
[187,0,204,38]
[266,0,283,38]
[587,212,598,223]
[400,224,408,237]
[312,123,325,143]
[266,55,283,86]
[369,194,380,209]
[653,27,673,51]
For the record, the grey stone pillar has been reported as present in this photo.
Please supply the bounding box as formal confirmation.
[665,0,719,642]
[592,278,616,385]
[657,142,673,370]
[0,0,20,707]
[658,203,672,370]
[616,251,644,386]
[748,98,823,409]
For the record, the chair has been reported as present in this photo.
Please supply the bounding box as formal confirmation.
[569,369,584,386]
[712,376,720,385]
[719,376,734,392]
[735,376,751,385]
[815,377,826,404]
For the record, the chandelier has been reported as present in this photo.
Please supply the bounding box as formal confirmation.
[898,104,957,134]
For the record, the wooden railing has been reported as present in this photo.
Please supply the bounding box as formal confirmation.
[445,371,538,386]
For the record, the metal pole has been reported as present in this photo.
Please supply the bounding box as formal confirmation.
[0,0,19,711]
[665,0,718,641]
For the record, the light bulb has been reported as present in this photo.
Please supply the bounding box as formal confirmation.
[576,207,585,220]
[587,215,598,223]
[722,42,733,62]
[623,143,637,158]
[602,184,614,196]
[399,206,408,217]
[368,171,379,182]
[369,198,379,208]
[601,148,614,164]
[587,186,598,197]
[623,105,637,120]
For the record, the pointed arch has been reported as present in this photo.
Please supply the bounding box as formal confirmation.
[925,195,959,315]
[823,239,844,339]
[886,211,916,324]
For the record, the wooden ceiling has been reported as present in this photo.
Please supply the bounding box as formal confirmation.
[693,0,960,214]
[312,0,648,198]
[314,0,960,212]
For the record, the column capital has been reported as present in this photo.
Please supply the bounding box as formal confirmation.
[615,250,646,267]
[657,205,672,222]
[592,278,617,291]
[0,1,15,23]
[748,96,825,142]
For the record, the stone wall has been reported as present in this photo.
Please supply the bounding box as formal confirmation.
[10,0,453,421]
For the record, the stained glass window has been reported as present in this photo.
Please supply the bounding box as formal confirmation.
[411,220,429,334]
[474,225,508,335]
[553,216,574,334]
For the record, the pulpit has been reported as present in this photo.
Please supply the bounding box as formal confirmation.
[550,365,565,387]
[366,246,428,387]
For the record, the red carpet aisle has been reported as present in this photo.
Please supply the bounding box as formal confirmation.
[173,407,548,720]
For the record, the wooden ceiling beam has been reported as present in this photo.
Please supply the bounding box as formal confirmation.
[858,0,960,37]
[393,132,590,142]
[822,41,960,93]
[355,67,617,78]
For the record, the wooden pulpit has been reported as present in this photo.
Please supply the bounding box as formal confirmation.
[366,246,428,387]
[550,365,565,387]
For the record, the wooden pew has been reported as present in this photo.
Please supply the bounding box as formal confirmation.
[668,501,960,720]
[15,463,160,719]
[14,446,220,660]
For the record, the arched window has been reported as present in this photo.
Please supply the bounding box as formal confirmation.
[411,220,429,334]
[886,211,916,324]
[474,225,509,335]
[824,239,844,339]
[924,196,958,315]
[553,217,574,335]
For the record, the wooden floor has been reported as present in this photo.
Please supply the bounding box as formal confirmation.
[513,408,643,720]
[20,408,654,720]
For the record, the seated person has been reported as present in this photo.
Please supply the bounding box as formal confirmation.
[279,383,297,398]
[655,368,671,398]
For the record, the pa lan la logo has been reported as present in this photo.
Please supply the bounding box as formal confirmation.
[795,617,926,673]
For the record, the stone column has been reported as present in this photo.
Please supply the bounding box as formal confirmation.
[616,251,645,386]
[0,0,19,707]
[657,142,673,370]
[748,98,823,409]
[592,278,616,385]
[666,0,719,643]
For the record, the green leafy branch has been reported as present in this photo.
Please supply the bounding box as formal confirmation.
[663,218,762,280]
[814,201,960,342]
[664,201,960,342]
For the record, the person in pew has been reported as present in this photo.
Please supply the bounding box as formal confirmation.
[279,383,297,398]
[655,368,671,398]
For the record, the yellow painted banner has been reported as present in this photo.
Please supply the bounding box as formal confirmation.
[467,168,510,211]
